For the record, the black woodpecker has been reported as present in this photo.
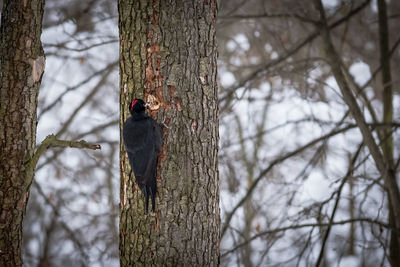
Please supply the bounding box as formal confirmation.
[123,98,162,212]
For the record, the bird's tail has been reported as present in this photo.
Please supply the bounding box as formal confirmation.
[140,184,156,213]
[142,186,150,213]
[148,186,155,212]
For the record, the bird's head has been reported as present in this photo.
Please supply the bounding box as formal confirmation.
[129,98,148,115]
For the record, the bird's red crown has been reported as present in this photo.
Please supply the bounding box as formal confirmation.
[130,99,138,111]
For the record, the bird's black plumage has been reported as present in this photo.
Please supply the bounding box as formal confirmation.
[123,99,162,212]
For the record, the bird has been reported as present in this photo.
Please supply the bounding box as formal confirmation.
[123,98,162,212]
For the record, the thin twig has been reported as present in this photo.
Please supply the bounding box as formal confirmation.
[33,181,90,263]
[315,143,363,267]
[313,0,400,250]
[219,0,371,112]
[221,121,400,237]
[219,13,317,24]
[39,61,118,117]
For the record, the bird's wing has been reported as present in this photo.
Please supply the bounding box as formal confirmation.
[151,119,163,151]
[123,118,156,178]
[122,117,148,154]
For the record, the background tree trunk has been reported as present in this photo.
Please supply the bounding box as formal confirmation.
[0,0,46,266]
[118,0,220,266]
[377,0,399,265]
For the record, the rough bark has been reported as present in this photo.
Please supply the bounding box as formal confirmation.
[0,0,46,266]
[118,0,220,266]
[377,0,399,265]
[313,0,400,253]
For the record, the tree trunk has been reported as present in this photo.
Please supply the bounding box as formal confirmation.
[377,0,400,265]
[0,0,46,266]
[118,0,220,266]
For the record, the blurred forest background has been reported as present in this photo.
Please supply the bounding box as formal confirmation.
[1,0,398,266]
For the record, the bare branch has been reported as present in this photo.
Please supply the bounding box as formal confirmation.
[26,134,101,186]
[219,0,371,112]
[313,0,400,247]
[39,61,118,117]
[221,121,400,237]
[315,143,364,267]
[222,218,389,258]
[32,181,90,263]
[55,64,115,137]
[44,39,118,52]
[219,13,317,24]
